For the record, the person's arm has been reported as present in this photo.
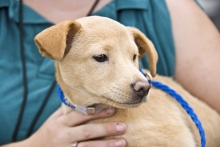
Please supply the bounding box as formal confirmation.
[2,108,126,147]
[166,0,220,113]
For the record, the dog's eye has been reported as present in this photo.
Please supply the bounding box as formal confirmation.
[93,54,108,62]
[133,54,137,61]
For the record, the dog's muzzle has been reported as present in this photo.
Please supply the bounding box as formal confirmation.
[125,72,152,104]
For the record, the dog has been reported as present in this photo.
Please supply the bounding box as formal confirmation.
[34,16,220,147]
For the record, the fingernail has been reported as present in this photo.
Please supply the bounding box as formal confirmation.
[106,108,115,114]
[115,139,125,147]
[116,123,124,133]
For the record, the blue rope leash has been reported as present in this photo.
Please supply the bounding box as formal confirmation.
[152,80,206,147]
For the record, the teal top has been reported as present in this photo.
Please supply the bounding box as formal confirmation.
[0,0,180,144]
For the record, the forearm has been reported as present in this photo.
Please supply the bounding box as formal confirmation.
[166,0,220,113]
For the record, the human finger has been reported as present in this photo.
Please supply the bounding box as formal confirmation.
[67,122,126,143]
[74,138,127,147]
[58,108,116,127]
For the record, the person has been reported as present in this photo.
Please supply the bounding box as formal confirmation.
[0,0,219,146]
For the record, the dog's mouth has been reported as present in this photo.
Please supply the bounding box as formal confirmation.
[102,95,147,108]
[119,97,145,105]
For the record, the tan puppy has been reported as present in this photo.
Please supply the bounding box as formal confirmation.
[35,16,220,147]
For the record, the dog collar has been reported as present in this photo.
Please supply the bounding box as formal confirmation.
[57,85,105,115]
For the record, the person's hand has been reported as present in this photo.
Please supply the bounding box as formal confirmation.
[4,107,126,147]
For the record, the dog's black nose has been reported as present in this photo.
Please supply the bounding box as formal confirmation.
[132,81,151,98]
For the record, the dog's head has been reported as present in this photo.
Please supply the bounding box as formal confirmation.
[35,16,158,109]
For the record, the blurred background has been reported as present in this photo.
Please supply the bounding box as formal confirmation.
[198,0,220,31]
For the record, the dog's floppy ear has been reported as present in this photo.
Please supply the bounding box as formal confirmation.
[128,27,158,77]
[34,20,81,60]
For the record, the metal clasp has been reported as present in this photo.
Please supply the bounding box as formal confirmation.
[86,107,96,115]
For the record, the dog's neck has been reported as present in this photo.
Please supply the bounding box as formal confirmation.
[58,85,106,115]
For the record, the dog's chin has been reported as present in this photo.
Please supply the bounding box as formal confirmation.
[104,96,148,109]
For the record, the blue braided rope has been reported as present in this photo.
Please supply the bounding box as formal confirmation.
[152,80,206,147]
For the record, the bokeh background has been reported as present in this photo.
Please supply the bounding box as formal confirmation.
[198,0,220,31]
